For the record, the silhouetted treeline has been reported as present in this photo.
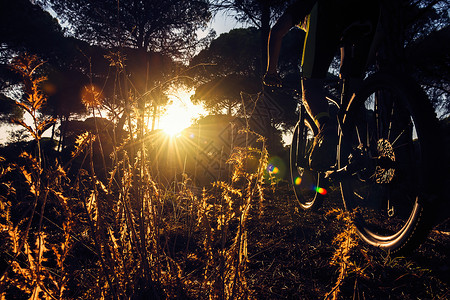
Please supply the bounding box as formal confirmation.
[0,0,448,157]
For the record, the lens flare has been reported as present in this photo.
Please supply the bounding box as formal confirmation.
[313,185,327,195]
[294,176,302,185]
[267,164,279,174]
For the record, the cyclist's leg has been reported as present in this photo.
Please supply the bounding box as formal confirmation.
[301,2,341,125]
[302,1,343,170]
[339,2,380,144]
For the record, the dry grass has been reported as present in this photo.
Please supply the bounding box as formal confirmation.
[0,54,270,299]
[0,54,448,300]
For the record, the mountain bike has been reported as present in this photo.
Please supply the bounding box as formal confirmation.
[290,69,442,253]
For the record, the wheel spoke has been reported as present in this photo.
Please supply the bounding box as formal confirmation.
[290,111,324,211]
[387,96,396,141]
[339,73,431,251]
[355,125,362,147]
[391,119,413,147]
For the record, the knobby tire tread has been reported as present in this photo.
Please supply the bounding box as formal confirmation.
[342,72,442,254]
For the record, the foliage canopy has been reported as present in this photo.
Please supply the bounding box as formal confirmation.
[41,0,213,59]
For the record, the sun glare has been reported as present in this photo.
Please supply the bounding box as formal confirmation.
[158,89,206,136]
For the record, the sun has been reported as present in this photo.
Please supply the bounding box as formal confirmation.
[158,89,206,136]
[159,104,192,136]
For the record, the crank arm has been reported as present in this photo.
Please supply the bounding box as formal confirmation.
[325,155,397,182]
[324,166,352,181]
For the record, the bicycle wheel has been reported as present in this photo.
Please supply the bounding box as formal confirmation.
[339,72,440,253]
[290,112,325,210]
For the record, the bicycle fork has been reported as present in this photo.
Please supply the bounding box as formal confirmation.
[295,102,317,169]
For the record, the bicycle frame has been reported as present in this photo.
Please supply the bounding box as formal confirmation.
[288,2,441,254]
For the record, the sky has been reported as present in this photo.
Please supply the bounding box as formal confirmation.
[201,11,245,37]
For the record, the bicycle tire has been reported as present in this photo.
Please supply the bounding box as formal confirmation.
[338,72,441,254]
[290,114,325,211]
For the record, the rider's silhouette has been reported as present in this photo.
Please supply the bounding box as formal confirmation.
[263,0,380,170]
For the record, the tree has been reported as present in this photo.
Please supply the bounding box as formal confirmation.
[210,0,289,73]
[191,27,262,77]
[0,0,97,145]
[190,28,263,115]
[0,63,24,124]
[406,25,449,116]
[402,0,450,116]
[193,74,261,115]
[369,1,449,117]
[0,0,79,64]
[41,0,213,59]
[190,27,300,120]
[189,27,299,157]
[35,0,218,151]
[212,0,449,117]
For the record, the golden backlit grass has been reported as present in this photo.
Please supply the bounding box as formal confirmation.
[0,53,448,300]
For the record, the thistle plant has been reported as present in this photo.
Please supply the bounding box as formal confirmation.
[0,54,72,299]
[1,52,271,299]
[8,53,56,167]
[194,130,267,300]
[325,208,364,300]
